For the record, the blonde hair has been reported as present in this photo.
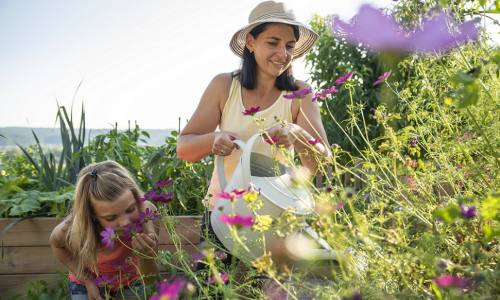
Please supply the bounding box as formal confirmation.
[65,160,142,280]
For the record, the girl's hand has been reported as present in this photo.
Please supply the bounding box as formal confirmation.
[264,123,300,148]
[132,232,158,258]
[84,281,104,300]
[212,131,240,156]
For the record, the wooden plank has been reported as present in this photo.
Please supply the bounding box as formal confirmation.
[0,273,61,299]
[0,216,201,247]
[0,244,201,274]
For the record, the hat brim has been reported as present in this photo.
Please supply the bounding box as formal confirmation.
[230,19,318,59]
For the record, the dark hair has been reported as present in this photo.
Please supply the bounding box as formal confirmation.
[238,22,300,91]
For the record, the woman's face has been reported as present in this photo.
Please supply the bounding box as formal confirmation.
[246,23,296,78]
[91,189,140,231]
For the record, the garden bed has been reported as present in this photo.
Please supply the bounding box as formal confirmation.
[0,216,201,298]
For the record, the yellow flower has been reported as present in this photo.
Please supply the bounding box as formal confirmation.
[251,252,274,274]
[252,215,273,232]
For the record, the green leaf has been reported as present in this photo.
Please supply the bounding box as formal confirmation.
[456,81,480,108]
[434,204,460,223]
[452,71,476,84]
[480,194,500,221]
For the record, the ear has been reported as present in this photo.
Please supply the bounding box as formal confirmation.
[245,33,255,53]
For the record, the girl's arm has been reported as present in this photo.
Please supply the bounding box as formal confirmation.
[177,73,239,162]
[133,201,160,284]
[49,220,103,300]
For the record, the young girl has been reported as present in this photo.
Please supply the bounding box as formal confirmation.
[49,160,159,300]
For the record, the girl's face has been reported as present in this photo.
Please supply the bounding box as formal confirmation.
[246,23,296,78]
[91,189,140,230]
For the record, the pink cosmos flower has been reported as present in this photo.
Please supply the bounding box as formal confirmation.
[154,178,173,188]
[335,72,353,86]
[373,71,392,86]
[100,227,117,249]
[307,138,320,145]
[150,278,188,300]
[283,87,313,100]
[242,106,261,116]
[217,188,246,201]
[331,5,478,54]
[312,85,338,102]
[434,274,471,289]
[207,272,229,285]
[219,214,254,228]
[264,136,280,145]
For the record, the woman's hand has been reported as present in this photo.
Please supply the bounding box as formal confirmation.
[212,131,240,156]
[264,123,300,148]
[84,280,104,300]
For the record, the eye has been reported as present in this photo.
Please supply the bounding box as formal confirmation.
[286,44,295,50]
[267,41,277,46]
[126,206,136,213]
[105,216,116,222]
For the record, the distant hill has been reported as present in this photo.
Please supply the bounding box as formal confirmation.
[0,127,173,148]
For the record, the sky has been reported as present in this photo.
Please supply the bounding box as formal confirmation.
[0,0,396,130]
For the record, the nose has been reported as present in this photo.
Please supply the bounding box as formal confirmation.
[118,215,132,229]
[276,45,288,61]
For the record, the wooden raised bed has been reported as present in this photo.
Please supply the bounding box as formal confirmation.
[0,216,201,298]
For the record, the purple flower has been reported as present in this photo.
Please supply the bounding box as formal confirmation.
[154,178,173,189]
[138,208,160,224]
[142,190,174,203]
[408,136,418,148]
[100,227,117,249]
[352,291,362,300]
[331,5,478,54]
[242,106,261,116]
[312,85,338,102]
[219,214,254,229]
[207,272,229,285]
[122,221,143,241]
[373,71,392,86]
[460,205,477,219]
[335,72,353,85]
[150,278,188,300]
[284,87,313,100]
[434,274,471,289]
[94,274,115,287]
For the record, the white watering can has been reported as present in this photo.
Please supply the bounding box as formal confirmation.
[210,133,337,263]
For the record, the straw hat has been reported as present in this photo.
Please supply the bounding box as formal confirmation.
[229,1,319,59]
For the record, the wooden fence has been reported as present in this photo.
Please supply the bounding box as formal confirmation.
[0,216,201,299]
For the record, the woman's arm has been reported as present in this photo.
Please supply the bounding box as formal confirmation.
[267,81,330,174]
[176,73,239,162]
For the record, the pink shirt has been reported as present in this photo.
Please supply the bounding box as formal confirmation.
[69,241,139,291]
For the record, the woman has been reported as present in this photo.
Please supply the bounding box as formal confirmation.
[176,0,330,261]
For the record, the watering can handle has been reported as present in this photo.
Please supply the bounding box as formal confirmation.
[216,133,262,191]
[216,139,246,191]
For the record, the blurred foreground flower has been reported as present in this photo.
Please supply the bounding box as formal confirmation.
[434,274,471,289]
[373,71,392,86]
[220,214,254,229]
[150,278,189,300]
[331,5,478,54]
